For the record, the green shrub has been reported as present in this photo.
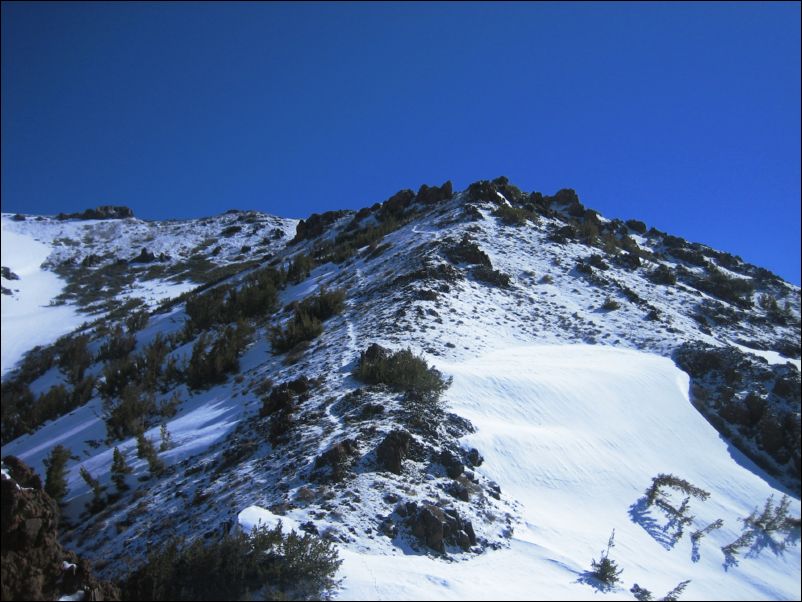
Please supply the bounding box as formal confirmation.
[353,344,450,400]
[56,334,92,384]
[492,204,536,226]
[625,219,647,234]
[648,264,677,285]
[97,324,137,362]
[270,289,345,354]
[104,385,158,440]
[121,523,341,601]
[186,322,254,389]
[136,431,165,477]
[111,447,133,492]
[445,235,492,267]
[600,297,621,311]
[287,253,316,283]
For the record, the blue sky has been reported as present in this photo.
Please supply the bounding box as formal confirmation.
[2,2,800,284]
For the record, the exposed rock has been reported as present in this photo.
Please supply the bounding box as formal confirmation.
[439,449,464,479]
[312,438,359,482]
[467,448,484,467]
[1,456,119,601]
[1,267,20,281]
[376,430,412,474]
[57,206,134,220]
[405,502,477,553]
[416,181,453,206]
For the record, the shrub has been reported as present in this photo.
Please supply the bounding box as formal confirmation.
[121,523,341,601]
[287,253,316,283]
[625,219,647,234]
[97,324,137,361]
[104,385,158,440]
[648,264,676,285]
[600,297,621,311]
[492,204,536,226]
[136,431,165,477]
[186,322,254,389]
[56,334,92,384]
[80,465,105,512]
[353,344,450,401]
[690,266,754,308]
[111,447,133,492]
[271,289,345,354]
[271,310,323,354]
[645,474,710,506]
[589,529,622,588]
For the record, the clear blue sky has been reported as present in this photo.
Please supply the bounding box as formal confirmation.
[2,2,800,284]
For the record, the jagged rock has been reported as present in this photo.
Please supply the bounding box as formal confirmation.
[292,210,350,243]
[1,456,119,601]
[416,181,453,205]
[376,430,412,474]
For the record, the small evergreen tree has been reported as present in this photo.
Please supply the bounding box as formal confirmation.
[159,423,172,452]
[79,465,105,512]
[43,444,71,505]
[137,432,165,477]
[662,580,691,601]
[590,529,623,588]
[111,447,133,492]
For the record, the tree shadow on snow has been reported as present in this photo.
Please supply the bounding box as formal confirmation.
[627,497,676,550]
[575,571,618,594]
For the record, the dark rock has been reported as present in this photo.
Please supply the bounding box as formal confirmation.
[376,430,412,474]
[416,181,453,206]
[467,448,483,467]
[409,505,445,553]
[439,450,464,479]
[11,214,26,221]
[1,267,20,281]
[1,456,119,600]
[312,438,359,482]
[57,206,134,221]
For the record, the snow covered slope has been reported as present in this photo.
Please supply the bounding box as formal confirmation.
[1,222,85,375]
[1,210,296,375]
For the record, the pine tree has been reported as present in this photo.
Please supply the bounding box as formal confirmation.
[79,465,105,512]
[159,423,172,451]
[111,447,133,491]
[43,444,71,505]
[136,432,165,477]
[590,529,623,588]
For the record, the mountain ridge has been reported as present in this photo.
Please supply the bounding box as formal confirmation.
[1,177,800,600]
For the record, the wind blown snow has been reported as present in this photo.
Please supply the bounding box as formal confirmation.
[335,345,801,601]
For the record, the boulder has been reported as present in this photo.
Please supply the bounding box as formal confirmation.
[376,430,412,474]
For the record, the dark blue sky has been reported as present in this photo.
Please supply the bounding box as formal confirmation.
[2,2,800,284]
